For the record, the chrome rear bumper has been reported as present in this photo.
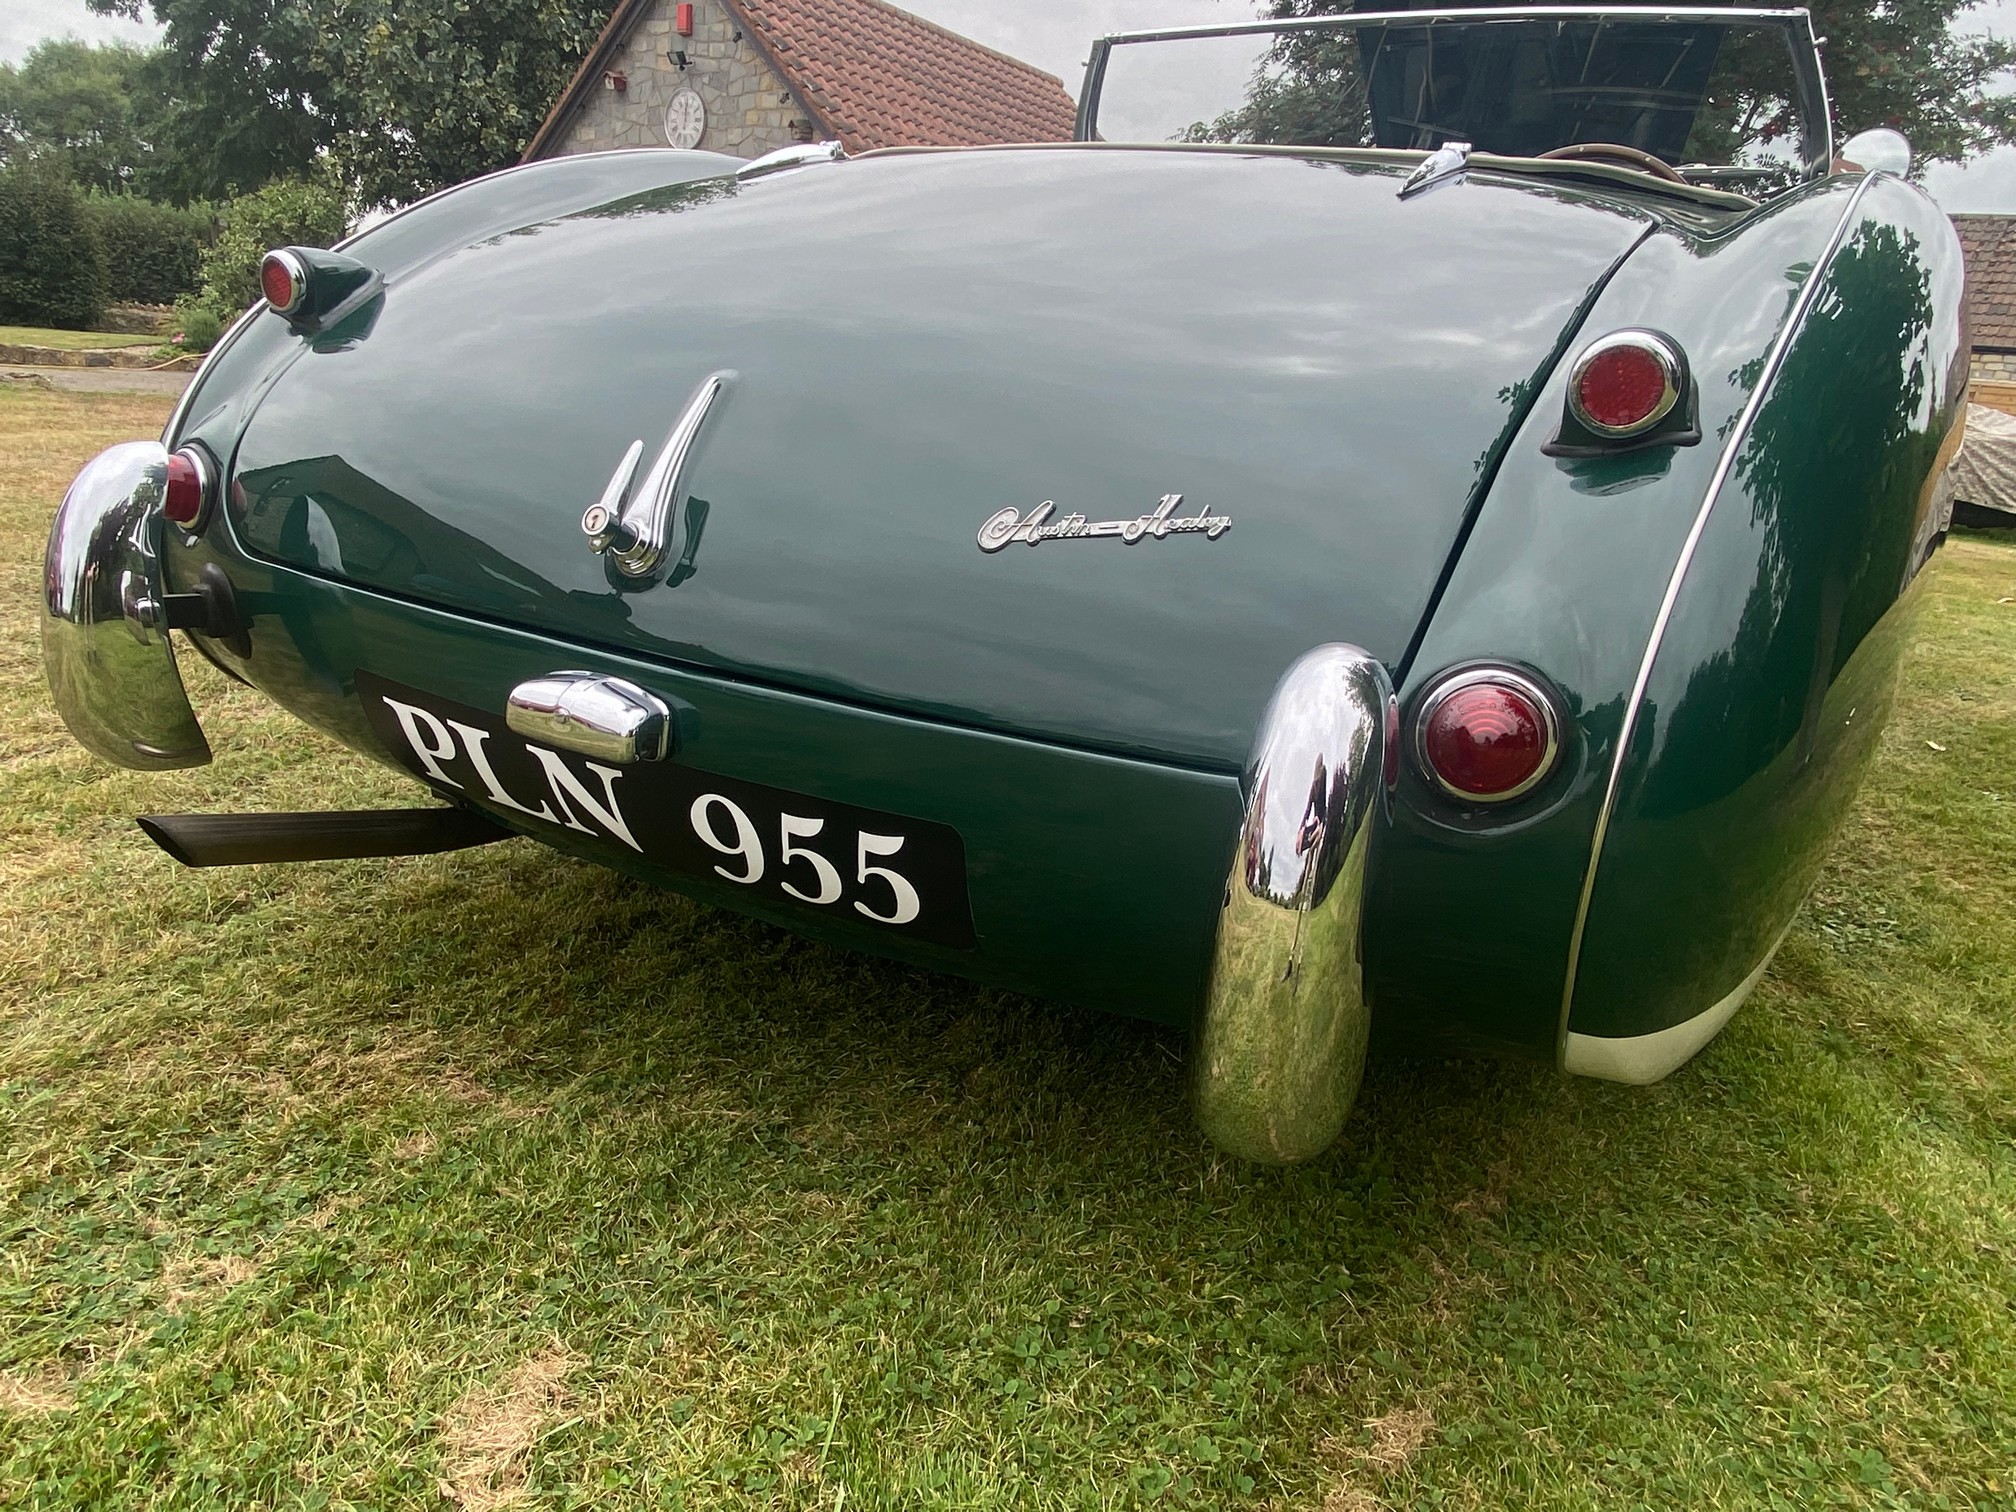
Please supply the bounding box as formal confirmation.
[41,441,211,770]
[1193,644,1392,1164]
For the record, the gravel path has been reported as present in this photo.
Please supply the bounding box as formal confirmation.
[3,366,191,397]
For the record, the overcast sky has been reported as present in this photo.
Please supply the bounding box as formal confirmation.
[8,0,2016,208]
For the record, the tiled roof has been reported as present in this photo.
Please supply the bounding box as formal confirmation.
[1954,214,2016,351]
[524,0,1077,162]
[734,0,1078,151]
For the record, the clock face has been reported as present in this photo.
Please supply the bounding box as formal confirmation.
[665,88,707,150]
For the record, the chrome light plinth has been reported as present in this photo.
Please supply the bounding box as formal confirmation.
[1193,644,1392,1164]
[42,441,211,770]
[506,672,676,764]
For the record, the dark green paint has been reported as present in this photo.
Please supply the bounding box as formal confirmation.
[1367,176,1882,1060]
[167,537,1243,1025]
[1569,178,1968,1041]
[160,146,1965,1054]
[220,149,1652,770]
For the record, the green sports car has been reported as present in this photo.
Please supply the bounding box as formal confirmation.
[43,7,1967,1162]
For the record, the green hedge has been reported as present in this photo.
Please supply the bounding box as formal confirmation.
[0,164,108,330]
[86,194,213,306]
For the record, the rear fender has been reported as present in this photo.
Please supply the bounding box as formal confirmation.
[166,149,742,464]
[1366,177,1880,1061]
[1563,175,1968,1072]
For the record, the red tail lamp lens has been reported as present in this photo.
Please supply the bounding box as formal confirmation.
[1417,672,1559,803]
[260,251,304,313]
[1569,332,1680,437]
[163,448,211,529]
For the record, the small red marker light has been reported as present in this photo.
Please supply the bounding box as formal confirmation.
[163,447,213,530]
[676,2,694,35]
[260,250,306,314]
[1567,330,1682,438]
[1416,670,1560,803]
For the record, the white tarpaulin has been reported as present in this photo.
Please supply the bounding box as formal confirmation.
[1951,403,2016,525]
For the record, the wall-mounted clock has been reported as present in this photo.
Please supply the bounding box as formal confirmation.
[665,88,707,150]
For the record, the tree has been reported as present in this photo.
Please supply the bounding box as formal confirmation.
[1246,0,2016,166]
[88,0,609,206]
[0,39,159,194]
[86,0,336,202]
[310,0,608,207]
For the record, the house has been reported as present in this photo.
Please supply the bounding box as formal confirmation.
[522,0,1079,164]
[1953,214,2016,414]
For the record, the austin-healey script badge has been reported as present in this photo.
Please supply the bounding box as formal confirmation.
[977,494,1232,553]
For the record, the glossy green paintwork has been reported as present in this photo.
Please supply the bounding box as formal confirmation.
[1568,176,1967,1043]
[164,533,1243,1024]
[218,148,1653,769]
[1366,173,1964,1060]
[159,145,1965,1055]
[170,149,743,467]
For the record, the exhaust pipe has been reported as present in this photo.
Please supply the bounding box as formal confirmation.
[138,807,509,868]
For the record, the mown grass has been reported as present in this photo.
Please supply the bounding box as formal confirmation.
[0,327,156,353]
[1,380,2013,1509]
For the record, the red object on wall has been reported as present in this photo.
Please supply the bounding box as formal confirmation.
[675,3,694,35]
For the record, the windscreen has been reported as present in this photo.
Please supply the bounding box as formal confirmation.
[1090,15,1820,189]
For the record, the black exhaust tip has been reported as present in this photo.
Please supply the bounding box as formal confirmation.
[137,807,509,868]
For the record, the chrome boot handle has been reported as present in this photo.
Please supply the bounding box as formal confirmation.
[582,370,733,579]
[506,673,675,763]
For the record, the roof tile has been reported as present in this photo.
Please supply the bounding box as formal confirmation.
[734,0,1077,152]
[1954,214,2016,351]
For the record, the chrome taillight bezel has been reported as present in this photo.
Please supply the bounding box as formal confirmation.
[1412,665,1564,805]
[260,248,310,316]
[1566,329,1685,439]
[163,444,217,534]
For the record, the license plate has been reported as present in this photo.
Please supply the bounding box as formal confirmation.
[358,673,975,948]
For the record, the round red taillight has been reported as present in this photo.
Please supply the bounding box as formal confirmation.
[260,250,305,313]
[1415,670,1560,803]
[163,447,213,529]
[1568,331,1681,437]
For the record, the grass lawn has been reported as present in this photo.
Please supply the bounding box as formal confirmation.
[1,381,2013,1509]
[0,326,156,353]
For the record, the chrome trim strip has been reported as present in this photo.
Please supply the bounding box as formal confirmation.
[331,148,699,256]
[1556,174,1879,1062]
[1565,329,1683,437]
[1412,665,1562,804]
[738,141,846,179]
[160,301,266,446]
[1563,919,1792,1083]
[41,441,212,770]
[1193,644,1392,1164]
[1100,7,1815,45]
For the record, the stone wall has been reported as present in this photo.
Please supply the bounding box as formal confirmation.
[552,0,813,160]
[1971,349,2016,386]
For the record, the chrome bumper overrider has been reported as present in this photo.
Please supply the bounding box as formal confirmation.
[1193,644,1392,1164]
[41,441,211,770]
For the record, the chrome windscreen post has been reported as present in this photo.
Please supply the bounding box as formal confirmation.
[42,441,212,770]
[1193,644,1392,1164]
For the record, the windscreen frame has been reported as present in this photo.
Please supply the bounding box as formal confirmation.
[1074,5,1833,179]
